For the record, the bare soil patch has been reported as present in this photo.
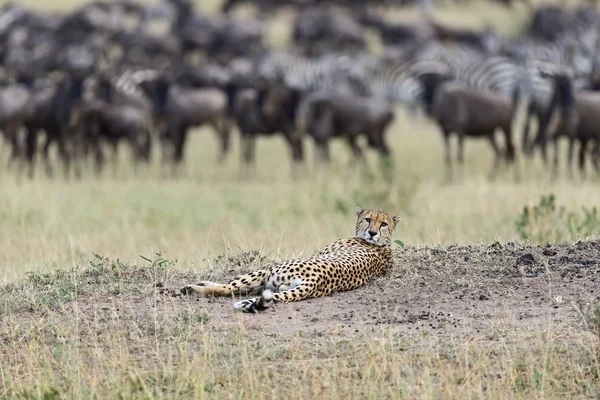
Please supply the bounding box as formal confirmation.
[84,241,600,340]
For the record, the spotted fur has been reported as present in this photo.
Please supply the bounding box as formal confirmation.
[181,207,401,313]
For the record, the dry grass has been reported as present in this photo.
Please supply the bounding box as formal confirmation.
[2,0,600,398]
[2,109,600,283]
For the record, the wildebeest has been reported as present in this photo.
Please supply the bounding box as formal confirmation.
[299,92,395,167]
[22,69,89,179]
[418,72,517,179]
[232,77,304,178]
[542,72,600,177]
[0,82,31,172]
[142,75,232,167]
[81,74,152,174]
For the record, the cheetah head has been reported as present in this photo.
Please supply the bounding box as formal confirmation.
[355,206,401,246]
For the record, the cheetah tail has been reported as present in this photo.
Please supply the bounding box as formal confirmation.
[233,289,274,313]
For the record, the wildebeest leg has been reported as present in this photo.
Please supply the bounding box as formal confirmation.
[313,138,329,176]
[173,129,187,163]
[522,105,534,157]
[57,136,71,179]
[172,125,188,177]
[139,126,153,165]
[41,134,54,178]
[376,132,391,159]
[4,124,22,170]
[284,130,303,180]
[130,128,151,172]
[442,129,453,182]
[577,138,587,179]
[551,134,561,180]
[94,144,106,176]
[488,133,502,181]
[247,135,257,179]
[158,125,173,166]
[591,141,600,176]
[346,134,364,163]
[24,127,38,179]
[216,119,231,164]
[239,133,256,179]
[456,132,465,179]
[317,140,331,180]
[109,140,120,178]
[71,129,84,180]
[537,106,559,166]
[502,126,519,181]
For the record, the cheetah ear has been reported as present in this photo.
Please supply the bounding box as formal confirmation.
[393,216,402,226]
[356,206,364,217]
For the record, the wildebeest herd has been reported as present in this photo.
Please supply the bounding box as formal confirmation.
[1,0,600,179]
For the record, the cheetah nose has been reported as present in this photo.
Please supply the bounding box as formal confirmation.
[368,230,377,237]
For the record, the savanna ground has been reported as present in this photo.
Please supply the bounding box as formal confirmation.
[1,0,600,398]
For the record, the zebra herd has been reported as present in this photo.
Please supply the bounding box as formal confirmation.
[1,1,600,179]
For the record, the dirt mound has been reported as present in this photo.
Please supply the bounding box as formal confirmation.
[3,242,598,341]
[148,241,599,339]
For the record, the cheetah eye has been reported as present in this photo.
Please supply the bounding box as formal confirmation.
[381,222,388,227]
[365,218,371,223]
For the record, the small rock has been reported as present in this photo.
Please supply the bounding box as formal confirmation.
[517,253,536,265]
[479,294,489,301]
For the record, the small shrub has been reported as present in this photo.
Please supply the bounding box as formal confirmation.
[515,194,600,243]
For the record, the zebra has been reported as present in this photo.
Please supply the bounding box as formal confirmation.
[414,41,486,74]
[322,51,450,120]
[256,52,367,97]
[452,56,526,100]
[113,67,162,109]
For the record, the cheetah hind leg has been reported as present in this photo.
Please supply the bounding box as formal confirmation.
[233,289,275,313]
[234,281,315,313]
[232,279,303,313]
[180,269,269,297]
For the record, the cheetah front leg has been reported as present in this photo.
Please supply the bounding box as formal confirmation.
[233,282,318,313]
[181,269,270,297]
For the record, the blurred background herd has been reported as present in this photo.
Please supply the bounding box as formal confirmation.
[2,0,600,181]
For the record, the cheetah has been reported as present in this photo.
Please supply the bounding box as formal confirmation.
[181,207,401,312]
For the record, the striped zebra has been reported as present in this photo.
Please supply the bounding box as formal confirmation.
[414,41,486,72]
[452,56,526,100]
[112,67,162,109]
[323,51,450,118]
[257,52,365,97]
[413,41,526,101]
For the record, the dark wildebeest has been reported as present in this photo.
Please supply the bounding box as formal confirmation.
[142,75,232,167]
[233,77,304,178]
[419,72,518,180]
[299,92,395,167]
[292,7,365,56]
[0,83,31,171]
[542,72,600,178]
[22,69,88,179]
[81,74,152,174]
